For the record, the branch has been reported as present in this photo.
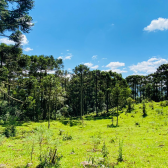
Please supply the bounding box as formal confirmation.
[0,87,23,103]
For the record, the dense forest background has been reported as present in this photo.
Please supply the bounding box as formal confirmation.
[0,43,168,123]
[0,0,168,125]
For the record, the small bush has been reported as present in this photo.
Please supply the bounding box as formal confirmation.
[4,125,16,138]
[142,101,147,117]
[149,102,154,110]
[135,122,140,127]
[155,109,163,115]
[37,147,62,168]
[109,138,115,143]
[62,133,72,141]
[118,140,123,162]
[58,129,64,135]
[92,137,101,149]
[0,134,5,145]
[102,141,109,158]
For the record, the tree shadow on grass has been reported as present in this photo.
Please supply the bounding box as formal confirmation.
[15,165,27,168]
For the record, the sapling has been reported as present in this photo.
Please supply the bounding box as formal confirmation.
[118,139,123,162]
[142,100,147,117]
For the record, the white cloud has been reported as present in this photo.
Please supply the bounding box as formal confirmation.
[64,53,72,60]
[0,38,15,45]
[61,53,63,54]
[106,62,125,69]
[84,63,93,68]
[104,61,126,73]
[111,24,114,26]
[65,53,72,60]
[67,50,69,51]
[112,69,127,73]
[129,57,168,74]
[92,55,97,60]
[21,34,29,45]
[91,65,99,69]
[24,47,33,52]
[58,56,63,59]
[0,34,29,46]
[102,69,127,73]
[144,18,168,32]
[68,68,71,71]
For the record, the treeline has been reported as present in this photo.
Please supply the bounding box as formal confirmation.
[126,65,168,102]
[0,43,168,122]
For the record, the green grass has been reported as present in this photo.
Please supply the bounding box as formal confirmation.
[0,101,168,167]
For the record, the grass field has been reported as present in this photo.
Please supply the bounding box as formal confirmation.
[0,101,168,168]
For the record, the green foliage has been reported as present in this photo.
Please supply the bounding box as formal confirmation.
[37,147,62,168]
[142,101,147,117]
[62,133,72,141]
[118,139,123,162]
[127,97,134,112]
[102,141,109,158]
[149,101,154,110]
[4,125,16,138]
[0,134,5,145]
[92,137,101,149]
[155,108,163,115]
[3,116,17,138]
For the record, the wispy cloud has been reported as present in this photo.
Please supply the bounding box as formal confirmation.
[58,56,63,59]
[84,63,93,68]
[92,55,97,60]
[58,53,73,60]
[91,65,99,69]
[64,53,72,60]
[24,47,33,52]
[67,49,69,51]
[129,57,168,74]
[144,18,168,32]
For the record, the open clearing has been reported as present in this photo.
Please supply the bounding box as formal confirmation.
[0,102,168,168]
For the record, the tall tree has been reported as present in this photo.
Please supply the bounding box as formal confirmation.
[0,0,34,46]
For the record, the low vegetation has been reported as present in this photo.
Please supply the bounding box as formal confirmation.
[0,101,168,167]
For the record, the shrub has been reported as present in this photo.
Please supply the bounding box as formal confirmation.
[92,137,101,149]
[117,140,123,162]
[0,134,5,145]
[127,97,133,112]
[62,133,72,141]
[155,108,163,115]
[4,125,16,138]
[149,102,154,110]
[102,141,109,158]
[37,147,62,168]
[142,101,147,117]
[58,129,64,135]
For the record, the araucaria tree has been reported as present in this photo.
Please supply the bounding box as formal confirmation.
[0,0,34,46]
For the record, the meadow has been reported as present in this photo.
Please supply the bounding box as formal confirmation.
[0,101,168,168]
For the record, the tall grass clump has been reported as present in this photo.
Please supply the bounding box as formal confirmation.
[37,147,62,168]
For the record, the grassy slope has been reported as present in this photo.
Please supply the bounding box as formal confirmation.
[0,102,168,168]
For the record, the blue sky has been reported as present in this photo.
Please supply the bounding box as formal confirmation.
[1,0,168,78]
